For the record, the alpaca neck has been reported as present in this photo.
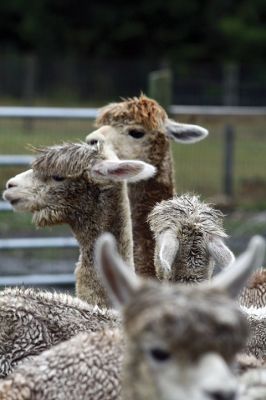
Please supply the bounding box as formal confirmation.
[129,147,174,278]
[70,183,134,307]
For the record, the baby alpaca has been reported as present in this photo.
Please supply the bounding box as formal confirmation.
[148,194,234,282]
[86,94,208,278]
[3,138,155,307]
[0,234,264,400]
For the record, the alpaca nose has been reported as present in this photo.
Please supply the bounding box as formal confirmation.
[207,390,236,400]
[6,178,17,189]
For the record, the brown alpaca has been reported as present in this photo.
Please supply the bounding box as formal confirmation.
[1,234,263,400]
[86,94,208,278]
[148,194,235,283]
[239,269,266,308]
[3,138,155,307]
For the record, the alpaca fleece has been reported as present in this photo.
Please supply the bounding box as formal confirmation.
[239,269,266,308]
[148,194,228,282]
[0,287,120,377]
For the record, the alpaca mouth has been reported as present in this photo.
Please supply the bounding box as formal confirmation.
[3,190,28,211]
[3,190,20,205]
[10,199,21,206]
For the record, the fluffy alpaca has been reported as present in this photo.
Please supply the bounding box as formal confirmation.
[239,365,266,399]
[241,305,266,362]
[0,234,264,400]
[3,138,155,307]
[148,194,234,282]
[86,94,208,278]
[239,269,266,308]
[0,287,120,377]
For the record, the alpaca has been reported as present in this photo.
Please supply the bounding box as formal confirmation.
[0,287,120,377]
[0,234,264,400]
[241,305,266,362]
[147,194,235,283]
[239,365,266,400]
[238,269,266,308]
[86,94,208,278]
[3,137,156,307]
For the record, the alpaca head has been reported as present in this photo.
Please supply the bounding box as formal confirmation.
[3,137,156,228]
[95,233,265,400]
[148,195,235,282]
[85,94,208,165]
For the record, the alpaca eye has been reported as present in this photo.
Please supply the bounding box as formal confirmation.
[150,348,171,362]
[88,139,98,146]
[128,130,145,139]
[52,176,65,182]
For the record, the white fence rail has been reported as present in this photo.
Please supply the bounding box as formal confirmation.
[0,155,34,166]
[0,274,75,287]
[0,106,99,119]
[0,237,78,250]
[0,105,265,120]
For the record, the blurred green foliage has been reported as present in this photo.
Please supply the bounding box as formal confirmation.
[0,0,265,63]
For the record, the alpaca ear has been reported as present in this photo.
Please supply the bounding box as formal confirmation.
[210,236,265,298]
[91,160,156,182]
[165,119,208,143]
[207,236,235,269]
[94,233,140,309]
[156,230,179,279]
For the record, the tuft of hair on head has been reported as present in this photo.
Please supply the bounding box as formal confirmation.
[31,141,104,178]
[94,233,140,309]
[96,94,168,131]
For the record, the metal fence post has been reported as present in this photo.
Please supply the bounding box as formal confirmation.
[223,124,235,198]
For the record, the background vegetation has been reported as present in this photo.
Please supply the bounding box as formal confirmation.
[0,0,265,63]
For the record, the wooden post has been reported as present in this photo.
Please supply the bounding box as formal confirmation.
[148,68,172,110]
[223,124,235,197]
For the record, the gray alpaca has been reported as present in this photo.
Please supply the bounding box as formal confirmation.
[86,94,208,278]
[3,137,155,307]
[0,234,264,400]
[0,287,120,377]
[148,194,235,282]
